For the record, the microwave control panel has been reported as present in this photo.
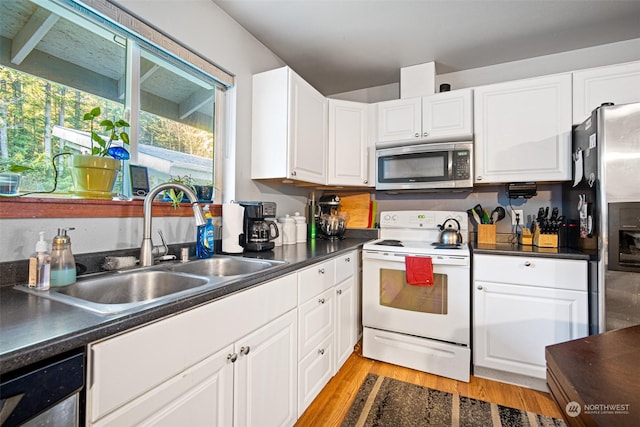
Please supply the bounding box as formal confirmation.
[453,150,470,180]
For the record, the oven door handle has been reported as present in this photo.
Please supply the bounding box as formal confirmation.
[363,251,469,266]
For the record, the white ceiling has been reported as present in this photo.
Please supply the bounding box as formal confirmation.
[212,0,640,95]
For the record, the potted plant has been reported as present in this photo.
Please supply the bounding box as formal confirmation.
[69,107,131,196]
[163,175,196,208]
[0,164,31,195]
[194,181,214,203]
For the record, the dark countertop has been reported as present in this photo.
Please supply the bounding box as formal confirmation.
[471,242,591,261]
[546,325,640,426]
[0,237,372,375]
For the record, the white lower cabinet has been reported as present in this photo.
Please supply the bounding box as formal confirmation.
[87,251,361,426]
[473,255,588,382]
[334,251,358,370]
[297,250,359,417]
[87,273,297,427]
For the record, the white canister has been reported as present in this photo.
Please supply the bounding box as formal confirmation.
[292,212,307,243]
[278,215,296,245]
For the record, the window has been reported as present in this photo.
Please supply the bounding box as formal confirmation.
[0,0,230,201]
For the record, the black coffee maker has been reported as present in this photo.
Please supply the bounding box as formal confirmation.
[238,201,279,251]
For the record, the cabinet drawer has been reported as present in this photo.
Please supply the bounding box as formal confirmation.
[474,254,587,291]
[298,260,335,302]
[89,273,297,422]
[298,288,334,358]
[335,251,356,284]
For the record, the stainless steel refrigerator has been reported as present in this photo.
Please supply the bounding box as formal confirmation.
[564,102,640,333]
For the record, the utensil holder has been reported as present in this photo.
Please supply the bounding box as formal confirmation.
[477,224,497,244]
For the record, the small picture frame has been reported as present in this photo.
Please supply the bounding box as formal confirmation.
[129,164,149,199]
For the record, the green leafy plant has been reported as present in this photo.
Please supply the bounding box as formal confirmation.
[165,175,196,208]
[83,107,131,157]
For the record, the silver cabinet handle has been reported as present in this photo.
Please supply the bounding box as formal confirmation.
[319,268,325,274]
[337,289,342,295]
[477,285,483,290]
[227,353,238,363]
[240,346,251,355]
[318,298,325,304]
[423,132,429,137]
[524,261,532,267]
[476,176,483,181]
[363,179,368,184]
[291,171,296,176]
[345,257,351,263]
[414,132,420,138]
[318,348,325,355]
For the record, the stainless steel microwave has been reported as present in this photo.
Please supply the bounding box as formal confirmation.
[375,141,473,191]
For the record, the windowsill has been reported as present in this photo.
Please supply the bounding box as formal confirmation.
[0,197,221,219]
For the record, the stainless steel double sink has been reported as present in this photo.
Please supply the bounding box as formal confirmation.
[16,256,287,315]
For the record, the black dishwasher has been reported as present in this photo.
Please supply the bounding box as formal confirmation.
[0,349,84,427]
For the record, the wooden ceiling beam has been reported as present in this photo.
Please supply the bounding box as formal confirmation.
[11,7,59,65]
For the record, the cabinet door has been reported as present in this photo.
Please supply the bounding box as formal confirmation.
[298,287,335,358]
[234,310,298,427]
[376,97,422,143]
[573,61,640,124]
[327,99,370,186]
[334,276,357,371]
[474,281,588,379]
[93,345,234,427]
[474,74,572,183]
[297,334,334,417]
[422,89,473,141]
[289,71,327,184]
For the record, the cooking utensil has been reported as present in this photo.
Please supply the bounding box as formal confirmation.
[467,208,481,225]
[490,207,506,223]
[473,204,484,222]
[438,218,463,245]
[482,208,491,224]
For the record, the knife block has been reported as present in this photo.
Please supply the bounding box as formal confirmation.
[477,224,497,244]
[533,222,558,248]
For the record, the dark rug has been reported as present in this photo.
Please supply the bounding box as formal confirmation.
[341,374,567,427]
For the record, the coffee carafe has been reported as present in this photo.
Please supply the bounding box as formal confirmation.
[238,201,279,251]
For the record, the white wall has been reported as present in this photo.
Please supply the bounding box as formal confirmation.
[330,38,640,101]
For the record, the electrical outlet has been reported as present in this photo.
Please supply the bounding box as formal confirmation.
[512,210,524,226]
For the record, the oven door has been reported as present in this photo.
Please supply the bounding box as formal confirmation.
[362,250,470,345]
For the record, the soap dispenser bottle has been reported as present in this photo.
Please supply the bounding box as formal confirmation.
[50,228,76,287]
[29,231,51,290]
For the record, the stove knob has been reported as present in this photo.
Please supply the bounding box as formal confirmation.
[392,215,398,222]
[383,214,390,222]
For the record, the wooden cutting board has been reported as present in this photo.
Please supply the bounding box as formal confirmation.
[338,193,371,228]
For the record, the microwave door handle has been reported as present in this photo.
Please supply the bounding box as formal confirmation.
[448,152,453,179]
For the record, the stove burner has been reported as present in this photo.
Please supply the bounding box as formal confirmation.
[375,239,404,247]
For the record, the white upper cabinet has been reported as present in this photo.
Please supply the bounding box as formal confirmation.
[376,89,472,144]
[421,89,473,141]
[327,99,372,186]
[572,60,640,124]
[251,66,327,184]
[474,74,572,184]
[376,97,422,143]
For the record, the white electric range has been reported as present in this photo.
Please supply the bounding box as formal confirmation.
[362,210,471,382]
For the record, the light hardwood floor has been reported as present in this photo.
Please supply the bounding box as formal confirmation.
[295,342,563,426]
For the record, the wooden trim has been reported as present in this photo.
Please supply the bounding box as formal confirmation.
[0,198,221,219]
